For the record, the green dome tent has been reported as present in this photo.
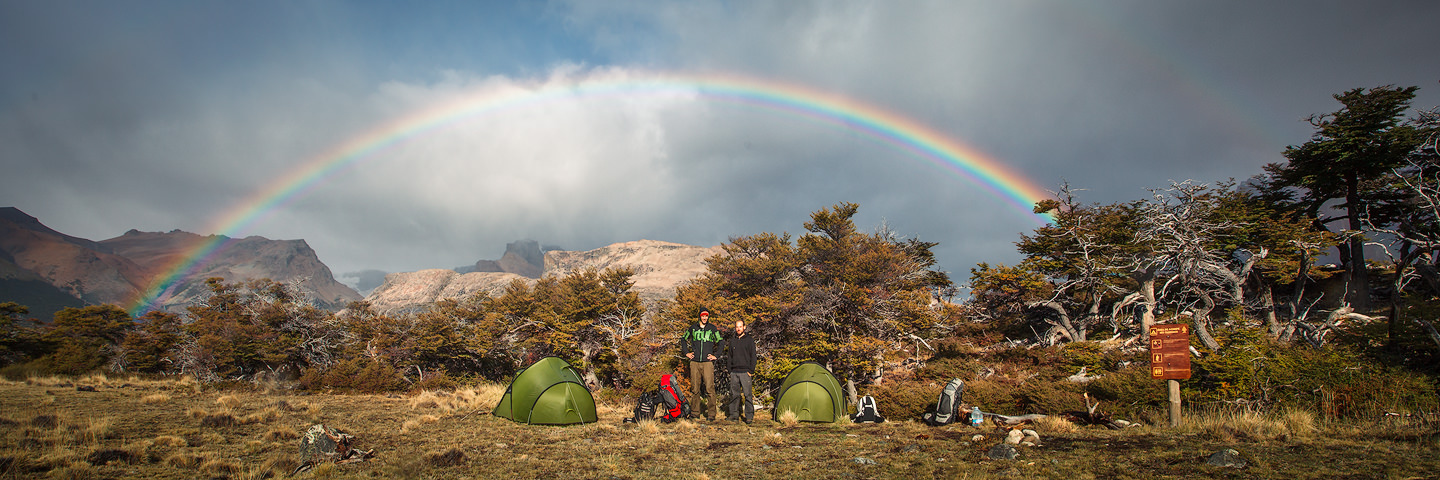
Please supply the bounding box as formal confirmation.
[493,357,598,426]
[772,362,846,423]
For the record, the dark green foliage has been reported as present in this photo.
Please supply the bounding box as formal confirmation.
[1058,341,1121,375]
[1190,328,1440,417]
[299,357,406,393]
[669,203,954,387]
[117,311,182,373]
[1088,365,1167,418]
[864,380,940,421]
[39,305,133,375]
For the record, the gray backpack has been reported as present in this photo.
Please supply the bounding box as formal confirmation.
[922,378,966,426]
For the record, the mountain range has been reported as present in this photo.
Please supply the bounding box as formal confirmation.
[0,207,720,319]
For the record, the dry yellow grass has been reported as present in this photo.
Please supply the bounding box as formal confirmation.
[263,426,299,442]
[241,406,282,424]
[0,376,1436,479]
[215,394,244,409]
[151,435,187,448]
[1034,414,1079,433]
[776,408,799,426]
[141,393,171,404]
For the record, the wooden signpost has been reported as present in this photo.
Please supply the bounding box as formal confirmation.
[1150,324,1191,426]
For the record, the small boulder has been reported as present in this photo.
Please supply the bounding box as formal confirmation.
[986,444,1019,460]
[1206,448,1247,468]
[970,434,985,442]
[1004,429,1024,445]
[1021,429,1040,444]
[852,457,877,465]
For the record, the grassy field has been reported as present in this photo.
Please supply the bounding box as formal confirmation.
[1,375,1437,479]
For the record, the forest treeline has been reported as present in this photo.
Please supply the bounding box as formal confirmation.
[2,85,1438,419]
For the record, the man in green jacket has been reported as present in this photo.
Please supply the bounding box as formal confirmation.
[681,309,723,421]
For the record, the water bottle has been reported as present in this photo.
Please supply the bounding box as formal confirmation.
[970,406,983,426]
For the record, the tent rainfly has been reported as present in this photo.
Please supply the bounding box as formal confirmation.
[493,357,598,425]
[772,362,846,423]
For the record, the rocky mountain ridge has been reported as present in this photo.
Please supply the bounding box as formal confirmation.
[0,207,360,317]
[1,207,723,319]
[363,239,723,314]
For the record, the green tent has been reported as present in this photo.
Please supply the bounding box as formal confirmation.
[772,362,846,423]
[493,357,598,425]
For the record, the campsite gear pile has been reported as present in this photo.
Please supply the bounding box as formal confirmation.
[625,374,691,423]
[772,362,846,423]
[922,378,966,426]
[494,357,598,425]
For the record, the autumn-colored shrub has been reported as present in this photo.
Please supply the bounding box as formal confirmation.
[864,379,937,421]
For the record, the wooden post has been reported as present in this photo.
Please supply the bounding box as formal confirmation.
[1167,379,1181,427]
[1151,324,1191,427]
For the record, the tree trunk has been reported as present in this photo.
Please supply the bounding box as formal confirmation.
[1257,281,1280,337]
[1031,301,1080,343]
[1345,170,1371,311]
[1190,289,1222,351]
[1136,268,1158,339]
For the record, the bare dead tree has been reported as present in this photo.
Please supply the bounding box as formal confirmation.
[1138,181,1255,351]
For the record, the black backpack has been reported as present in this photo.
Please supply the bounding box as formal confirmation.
[624,390,661,423]
[922,378,966,426]
[851,395,885,423]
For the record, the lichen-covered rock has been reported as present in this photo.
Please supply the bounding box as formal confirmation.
[296,424,373,473]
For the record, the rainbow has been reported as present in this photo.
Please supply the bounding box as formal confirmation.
[127,70,1055,315]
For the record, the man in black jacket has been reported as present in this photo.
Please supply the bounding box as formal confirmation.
[724,318,757,423]
[681,309,723,421]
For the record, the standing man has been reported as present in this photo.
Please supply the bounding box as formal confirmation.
[725,318,757,424]
[681,308,723,421]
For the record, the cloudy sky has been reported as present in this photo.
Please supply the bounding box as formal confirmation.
[3,1,1438,291]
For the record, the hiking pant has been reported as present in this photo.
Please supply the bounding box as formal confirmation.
[727,372,755,422]
[689,360,716,420]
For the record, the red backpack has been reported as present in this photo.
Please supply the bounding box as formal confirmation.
[658,374,690,422]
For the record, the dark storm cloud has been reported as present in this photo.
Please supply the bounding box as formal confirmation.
[3,0,1437,285]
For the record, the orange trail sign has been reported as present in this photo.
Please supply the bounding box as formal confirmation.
[1150,324,1191,380]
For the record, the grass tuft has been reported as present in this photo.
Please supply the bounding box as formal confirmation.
[777,409,799,426]
[1034,414,1079,433]
[140,393,171,404]
[215,395,243,409]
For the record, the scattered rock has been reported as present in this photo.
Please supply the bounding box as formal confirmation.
[295,424,375,474]
[1206,448,1247,468]
[1005,429,1024,445]
[852,457,877,465]
[1021,441,1036,447]
[1021,429,1040,444]
[970,434,985,442]
[986,444,1020,460]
